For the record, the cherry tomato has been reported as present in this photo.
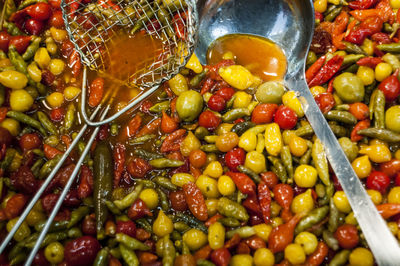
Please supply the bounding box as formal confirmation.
[274,105,298,129]
[9,36,31,54]
[334,224,359,249]
[198,110,221,131]
[189,149,207,168]
[210,248,231,266]
[19,133,41,151]
[366,170,390,193]
[208,94,226,112]
[0,31,10,52]
[50,108,64,122]
[314,92,335,113]
[49,10,64,28]
[378,71,400,102]
[64,236,101,266]
[251,103,278,124]
[25,18,45,35]
[127,199,152,220]
[225,147,245,171]
[215,87,235,101]
[349,102,369,120]
[26,3,52,21]
[169,190,188,211]
[380,159,400,177]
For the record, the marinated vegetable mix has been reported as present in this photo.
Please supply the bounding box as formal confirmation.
[1,0,400,265]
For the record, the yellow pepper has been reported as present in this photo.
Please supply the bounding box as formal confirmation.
[359,144,392,163]
[264,123,282,156]
[291,189,314,214]
[185,53,203,73]
[217,175,236,196]
[153,210,173,237]
[333,191,352,213]
[208,222,225,250]
[34,47,51,69]
[169,73,188,96]
[351,155,372,178]
[0,70,28,90]
[284,243,306,265]
[282,91,304,117]
[294,165,318,188]
[239,130,257,152]
[294,232,318,255]
[388,187,400,204]
[219,65,255,90]
[27,62,42,83]
[204,161,223,178]
[180,131,201,157]
[289,134,308,157]
[7,218,30,242]
[139,188,159,209]
[254,248,274,266]
[233,91,252,108]
[182,228,207,250]
[196,175,220,198]
[244,151,266,174]
[171,173,195,187]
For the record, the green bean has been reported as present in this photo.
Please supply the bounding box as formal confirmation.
[153,176,178,191]
[116,233,150,251]
[10,253,26,266]
[18,0,47,10]
[197,259,216,266]
[300,147,312,165]
[222,108,250,122]
[131,9,156,34]
[329,250,351,266]
[312,138,330,186]
[174,221,190,232]
[162,235,176,266]
[364,80,376,105]
[64,103,76,131]
[7,111,47,136]
[219,217,241,227]
[295,124,314,137]
[329,124,348,137]
[204,135,218,143]
[5,0,17,19]
[136,218,152,232]
[105,200,122,215]
[294,206,329,235]
[231,121,255,136]
[3,22,24,36]
[342,41,367,55]
[324,110,357,125]
[149,101,170,113]
[343,63,359,73]
[8,242,24,261]
[174,212,208,233]
[39,154,62,179]
[281,145,294,179]
[156,187,169,211]
[109,247,121,259]
[268,156,287,183]
[129,134,156,144]
[119,244,139,266]
[149,158,184,168]
[37,111,58,135]
[325,6,342,22]
[25,231,68,249]
[190,70,208,87]
[200,144,219,153]
[110,123,119,136]
[93,247,109,266]
[342,54,365,66]
[226,226,256,239]
[358,127,400,142]
[217,197,249,222]
[377,43,400,53]
[134,149,163,160]
[335,104,350,111]
[372,89,386,128]
[323,229,339,251]
[238,165,261,183]
[319,182,334,206]
[1,148,16,170]
[328,198,340,233]
[114,182,144,210]
[67,227,82,238]
[68,206,90,228]
[22,36,41,60]
[34,220,69,232]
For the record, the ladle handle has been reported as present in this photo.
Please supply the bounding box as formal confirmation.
[286,75,400,265]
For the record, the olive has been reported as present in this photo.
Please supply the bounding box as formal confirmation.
[176,90,203,122]
[338,137,358,162]
[255,81,285,104]
[385,105,400,133]
[306,51,317,65]
[333,73,365,103]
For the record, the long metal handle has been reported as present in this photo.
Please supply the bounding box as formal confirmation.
[286,75,400,265]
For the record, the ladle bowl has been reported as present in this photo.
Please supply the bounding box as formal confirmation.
[195,0,400,264]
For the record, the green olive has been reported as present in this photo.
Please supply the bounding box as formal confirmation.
[176,90,203,122]
[306,51,317,65]
[255,81,285,104]
[333,73,365,103]
[44,241,64,264]
[385,105,400,133]
[338,137,358,162]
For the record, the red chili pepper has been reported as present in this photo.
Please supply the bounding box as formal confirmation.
[43,144,63,159]
[308,55,344,87]
[305,56,326,84]
[183,182,208,221]
[113,143,125,188]
[160,129,186,153]
[273,184,294,211]
[257,182,271,224]
[4,194,26,219]
[78,165,94,199]
[345,16,383,45]
[173,12,187,40]
[224,233,241,249]
[127,199,152,220]
[243,195,262,216]
[200,77,215,95]
[69,50,82,77]
[306,241,329,266]
[194,245,212,261]
[268,213,304,253]
[97,0,121,10]
[122,114,142,139]
[327,78,334,93]
[378,69,400,102]
[205,214,224,227]
[349,0,378,10]
[351,119,370,142]
[136,118,161,137]
[0,107,8,124]
[226,171,256,195]
[315,11,323,22]
[9,36,32,54]
[371,32,392,44]
[356,57,383,68]
[377,203,400,219]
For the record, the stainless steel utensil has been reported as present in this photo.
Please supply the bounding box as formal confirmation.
[195,0,400,264]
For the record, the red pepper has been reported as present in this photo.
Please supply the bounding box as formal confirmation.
[160,129,186,153]
[183,182,208,221]
[371,32,392,44]
[205,214,224,227]
[308,55,344,87]
[226,171,256,195]
[97,0,121,11]
[378,69,400,102]
[9,36,32,54]
[78,165,94,199]
[356,57,383,68]
[257,182,271,224]
[224,233,241,250]
[327,78,334,93]
[345,16,383,45]
[305,56,326,84]
[351,119,370,142]
[69,50,82,77]
[268,213,304,253]
[306,241,329,266]
[273,184,293,211]
[200,77,215,95]
[242,195,262,216]
[315,11,323,22]
[349,0,378,10]
[377,203,400,219]
[43,144,63,159]
[113,143,125,188]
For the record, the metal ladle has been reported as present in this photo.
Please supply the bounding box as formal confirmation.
[195,0,400,264]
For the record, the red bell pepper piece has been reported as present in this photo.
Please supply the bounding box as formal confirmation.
[226,171,256,195]
[258,182,271,224]
[308,55,344,87]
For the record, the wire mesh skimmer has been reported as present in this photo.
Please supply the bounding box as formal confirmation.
[0,0,198,264]
[63,0,198,126]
